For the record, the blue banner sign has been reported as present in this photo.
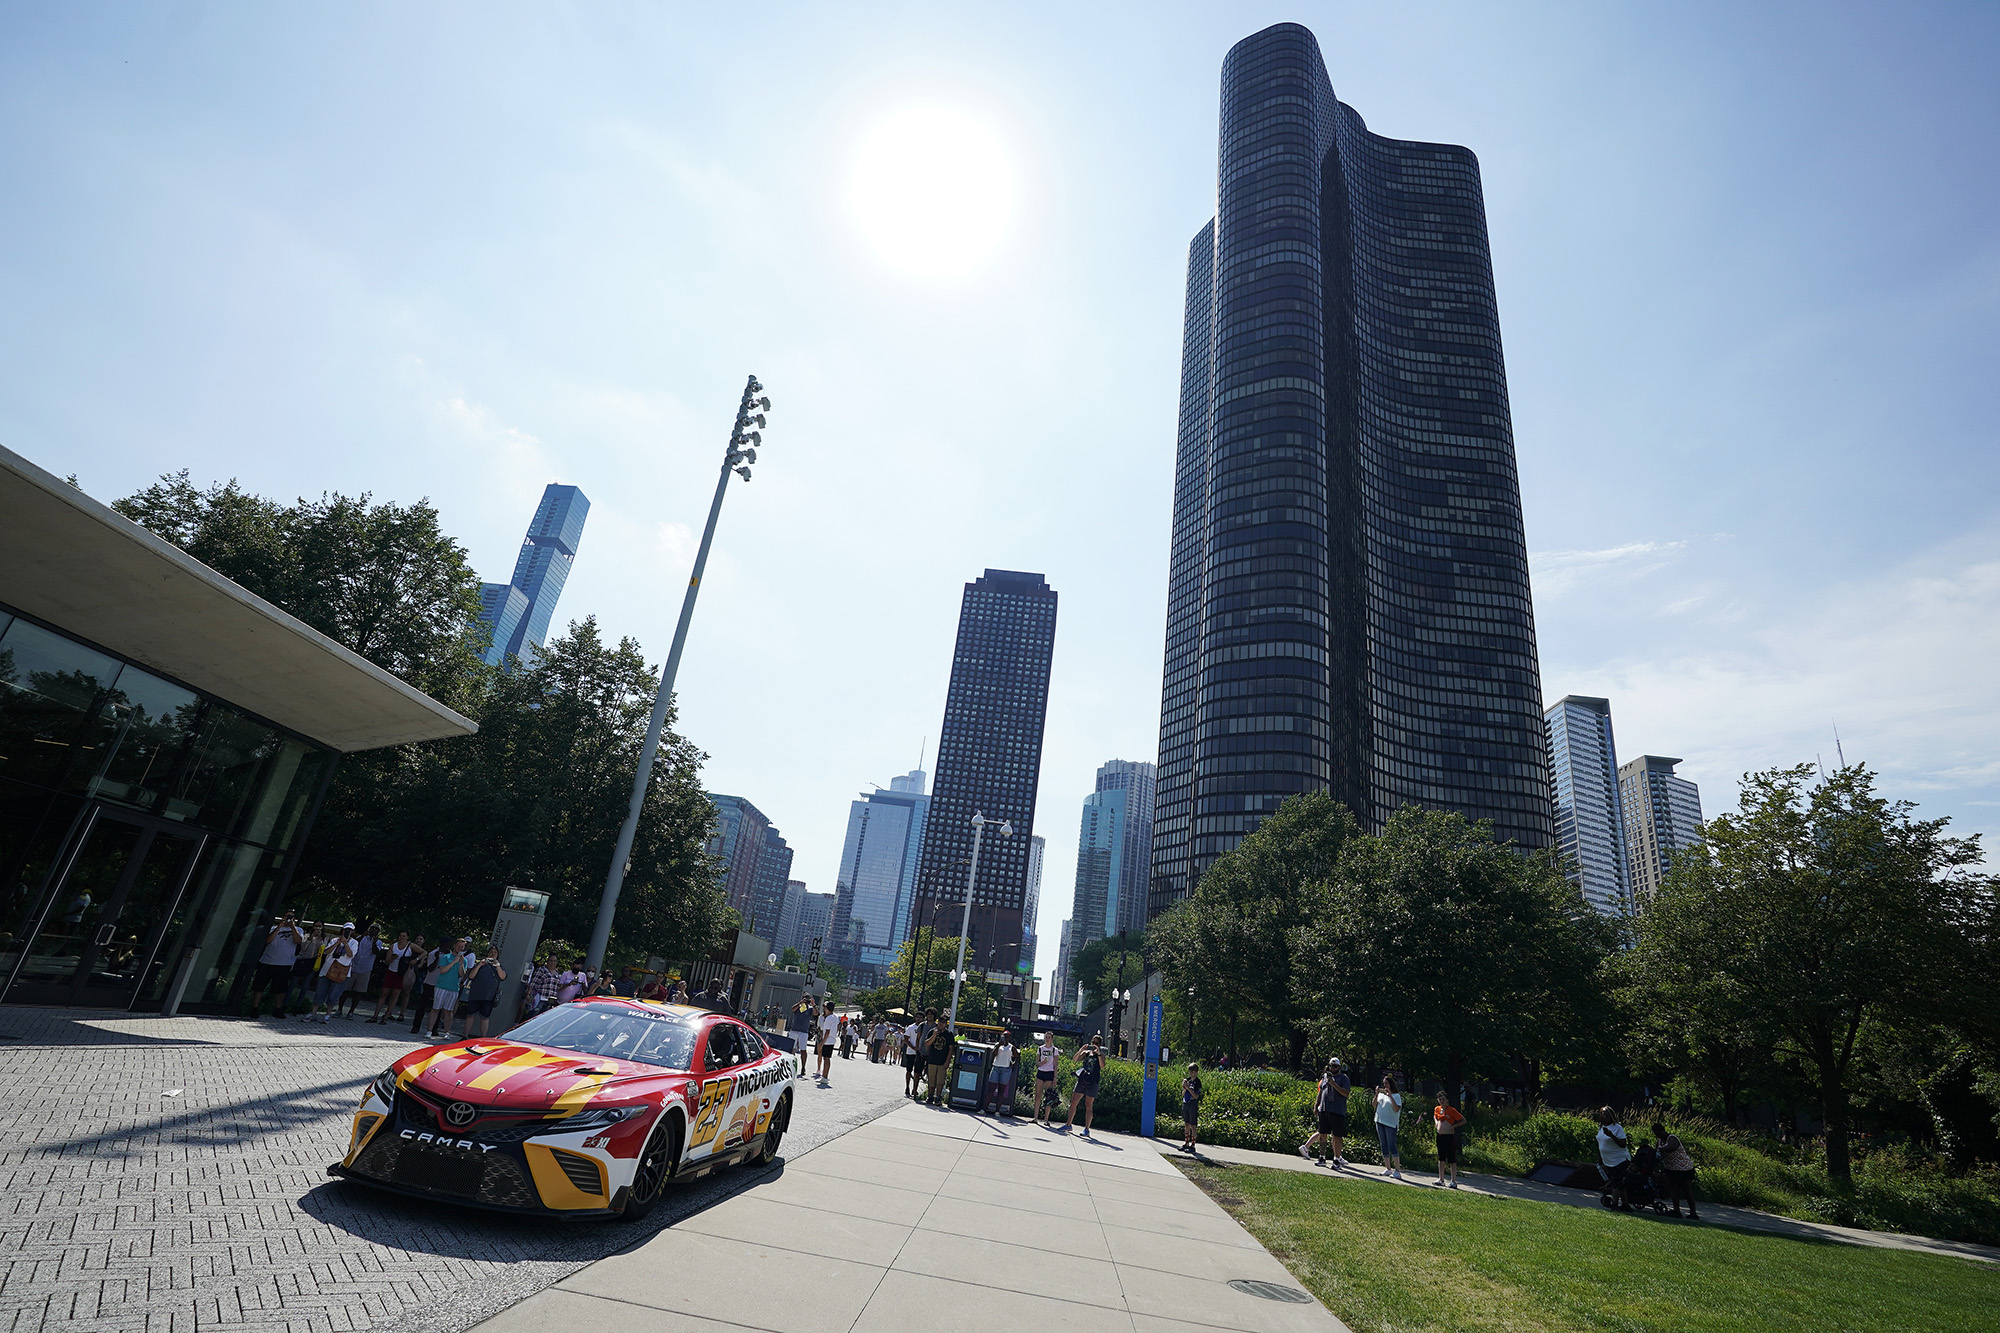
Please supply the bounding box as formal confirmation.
[1140,994,1164,1138]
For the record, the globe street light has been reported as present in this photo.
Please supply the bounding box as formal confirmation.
[587,375,770,972]
[948,811,1010,1034]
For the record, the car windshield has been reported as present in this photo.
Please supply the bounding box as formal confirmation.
[505,1004,697,1070]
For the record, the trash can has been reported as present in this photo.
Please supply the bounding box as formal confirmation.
[948,1041,994,1111]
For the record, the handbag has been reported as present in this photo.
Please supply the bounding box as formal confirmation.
[327,959,351,982]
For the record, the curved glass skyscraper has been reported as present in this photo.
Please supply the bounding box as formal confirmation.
[1150,22,1554,918]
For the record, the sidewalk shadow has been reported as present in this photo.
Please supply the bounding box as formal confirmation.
[0,1008,433,1049]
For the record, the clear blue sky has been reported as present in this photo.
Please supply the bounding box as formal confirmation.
[4,3,1995,982]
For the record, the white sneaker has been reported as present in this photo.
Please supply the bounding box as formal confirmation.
[1297,1145,1314,1161]
[1450,1181,1459,1189]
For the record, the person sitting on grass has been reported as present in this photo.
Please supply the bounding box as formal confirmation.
[1432,1092,1465,1188]
[1596,1106,1632,1210]
[1652,1120,1700,1220]
[1180,1063,1204,1153]
[1300,1057,1351,1167]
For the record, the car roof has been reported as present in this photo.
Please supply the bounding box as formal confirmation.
[569,996,753,1029]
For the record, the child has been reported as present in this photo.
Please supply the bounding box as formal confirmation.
[1433,1093,1465,1188]
[1180,1063,1205,1153]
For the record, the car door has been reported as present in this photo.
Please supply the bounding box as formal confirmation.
[685,1022,746,1160]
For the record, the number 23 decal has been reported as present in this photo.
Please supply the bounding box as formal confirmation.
[688,1075,734,1149]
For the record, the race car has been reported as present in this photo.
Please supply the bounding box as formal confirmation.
[329,998,796,1220]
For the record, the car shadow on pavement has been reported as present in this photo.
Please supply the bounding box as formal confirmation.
[34,1076,368,1155]
[295,1151,799,1263]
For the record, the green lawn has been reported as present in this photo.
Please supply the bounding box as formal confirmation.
[1175,1161,2000,1333]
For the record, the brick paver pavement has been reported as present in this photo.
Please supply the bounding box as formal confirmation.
[0,1008,913,1333]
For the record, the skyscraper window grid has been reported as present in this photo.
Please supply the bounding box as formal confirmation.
[907,571,1057,973]
[1149,23,1553,923]
[1619,755,1704,910]
[1544,695,1631,915]
[476,483,590,667]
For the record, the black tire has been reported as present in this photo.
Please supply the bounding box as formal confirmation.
[621,1116,682,1221]
[749,1092,791,1167]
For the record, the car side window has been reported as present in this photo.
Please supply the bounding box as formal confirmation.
[736,1025,765,1061]
[705,1024,742,1071]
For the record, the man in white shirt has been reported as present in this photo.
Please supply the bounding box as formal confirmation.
[250,916,305,1017]
[816,1005,839,1082]
[340,926,380,1018]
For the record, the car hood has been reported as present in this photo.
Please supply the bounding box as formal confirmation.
[396,1040,686,1112]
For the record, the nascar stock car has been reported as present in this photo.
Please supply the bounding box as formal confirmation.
[329,998,797,1219]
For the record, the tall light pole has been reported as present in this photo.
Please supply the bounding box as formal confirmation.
[586,374,770,972]
[947,811,1010,1033]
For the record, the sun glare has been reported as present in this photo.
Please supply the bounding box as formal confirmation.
[846,104,1020,279]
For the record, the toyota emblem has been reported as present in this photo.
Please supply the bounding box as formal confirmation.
[445,1101,477,1128]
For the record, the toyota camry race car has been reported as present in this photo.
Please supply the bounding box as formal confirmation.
[330,998,796,1219]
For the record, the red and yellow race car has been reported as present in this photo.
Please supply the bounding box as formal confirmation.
[329,998,797,1220]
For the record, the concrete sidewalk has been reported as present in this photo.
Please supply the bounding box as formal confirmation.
[475,1101,1349,1333]
[1175,1138,2000,1267]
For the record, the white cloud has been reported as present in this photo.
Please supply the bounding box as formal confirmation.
[1532,540,1688,597]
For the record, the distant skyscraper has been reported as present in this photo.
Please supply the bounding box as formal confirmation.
[1544,696,1631,915]
[1021,834,1046,979]
[908,570,1058,980]
[795,890,836,961]
[1054,917,1074,1014]
[705,794,792,938]
[1093,760,1157,938]
[775,879,807,954]
[1068,785,1127,965]
[831,768,931,979]
[1620,756,1704,908]
[1150,22,1553,922]
[478,483,590,666]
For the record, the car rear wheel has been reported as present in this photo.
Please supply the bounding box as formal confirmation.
[622,1116,682,1221]
[749,1092,791,1167]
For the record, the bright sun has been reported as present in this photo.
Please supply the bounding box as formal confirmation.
[847,104,1019,279]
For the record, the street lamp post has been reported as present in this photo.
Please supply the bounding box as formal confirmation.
[1109,987,1131,1058]
[1186,985,1197,1057]
[586,375,769,972]
[948,812,1011,1033]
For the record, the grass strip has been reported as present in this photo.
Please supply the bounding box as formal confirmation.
[1174,1160,1999,1333]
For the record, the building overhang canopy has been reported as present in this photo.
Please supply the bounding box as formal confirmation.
[0,444,477,752]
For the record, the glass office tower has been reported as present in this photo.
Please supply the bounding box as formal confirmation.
[1150,22,1554,919]
[704,793,792,939]
[908,570,1057,980]
[478,484,590,666]
[1545,696,1630,914]
[830,768,930,978]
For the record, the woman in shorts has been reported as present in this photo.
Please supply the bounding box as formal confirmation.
[1433,1092,1465,1188]
[1180,1063,1204,1152]
[1065,1036,1105,1137]
[1034,1033,1061,1126]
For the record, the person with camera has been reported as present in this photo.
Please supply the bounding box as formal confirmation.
[249,915,306,1017]
[1596,1106,1633,1209]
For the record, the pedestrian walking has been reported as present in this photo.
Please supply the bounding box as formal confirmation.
[922,1016,955,1106]
[816,1003,839,1082]
[987,1032,1017,1114]
[1065,1036,1104,1135]
[461,945,508,1037]
[1180,1063,1204,1152]
[1596,1108,1633,1210]
[839,1015,857,1060]
[249,914,305,1017]
[1374,1074,1405,1179]
[871,1018,888,1063]
[1300,1058,1352,1166]
[1433,1093,1465,1188]
[1651,1120,1700,1220]
[1034,1033,1061,1125]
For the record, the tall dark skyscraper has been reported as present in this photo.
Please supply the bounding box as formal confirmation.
[908,570,1057,979]
[1151,23,1554,920]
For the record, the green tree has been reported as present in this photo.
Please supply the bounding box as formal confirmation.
[302,618,731,966]
[881,927,998,1026]
[1635,764,1991,1182]
[1291,805,1613,1106]
[1150,793,1360,1071]
[1066,931,1148,1014]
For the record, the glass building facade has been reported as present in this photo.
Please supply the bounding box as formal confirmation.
[704,794,792,940]
[478,483,590,666]
[830,768,930,978]
[1151,22,1554,918]
[0,603,335,1010]
[1545,695,1630,915]
[909,570,1057,979]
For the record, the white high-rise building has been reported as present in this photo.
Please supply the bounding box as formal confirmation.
[1021,834,1046,979]
[1620,755,1704,909]
[1054,918,1074,1015]
[1544,696,1631,914]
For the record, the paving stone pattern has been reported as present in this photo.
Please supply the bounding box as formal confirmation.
[0,1009,913,1333]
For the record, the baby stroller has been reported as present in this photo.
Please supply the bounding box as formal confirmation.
[1602,1143,1670,1213]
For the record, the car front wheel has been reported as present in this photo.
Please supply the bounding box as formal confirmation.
[621,1116,682,1221]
